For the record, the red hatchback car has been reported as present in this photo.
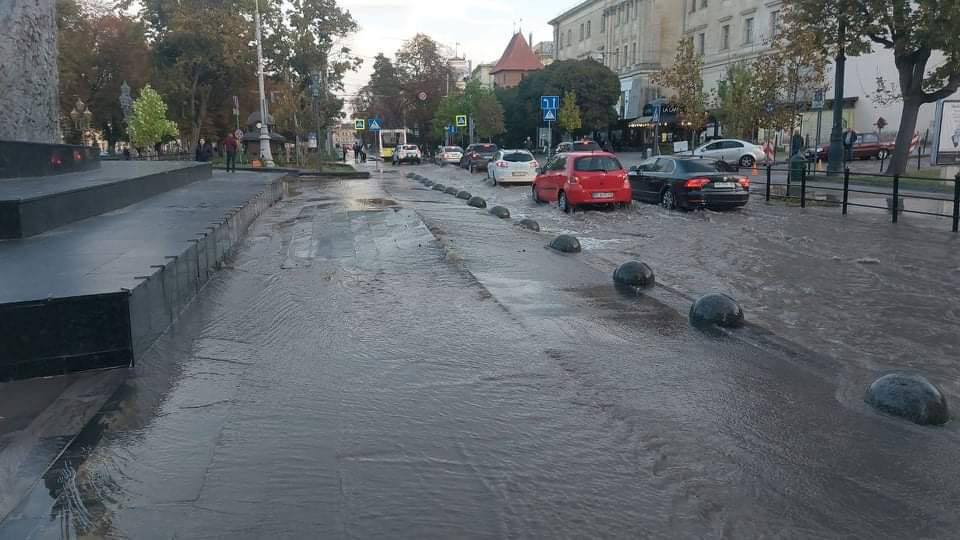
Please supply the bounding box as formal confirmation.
[532,152,632,212]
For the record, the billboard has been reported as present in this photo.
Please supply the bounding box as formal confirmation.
[934,100,960,165]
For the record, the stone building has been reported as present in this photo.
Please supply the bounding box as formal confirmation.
[490,33,544,89]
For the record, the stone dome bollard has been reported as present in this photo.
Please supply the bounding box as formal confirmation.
[613,261,655,290]
[689,293,744,328]
[865,373,950,426]
[456,190,472,200]
[422,179,434,186]
[445,186,460,195]
[489,206,511,219]
[549,234,581,253]
[432,184,446,191]
[518,219,540,232]
[468,196,487,208]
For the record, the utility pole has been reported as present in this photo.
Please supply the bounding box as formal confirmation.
[254,0,275,167]
[827,0,846,175]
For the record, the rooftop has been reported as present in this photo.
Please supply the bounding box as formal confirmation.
[491,33,544,74]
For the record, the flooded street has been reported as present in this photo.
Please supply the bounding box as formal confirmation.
[5,166,960,538]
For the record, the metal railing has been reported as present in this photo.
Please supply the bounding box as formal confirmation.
[759,164,960,233]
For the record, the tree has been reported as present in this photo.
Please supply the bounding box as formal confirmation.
[713,63,769,140]
[651,37,709,131]
[473,92,505,141]
[557,91,582,136]
[782,0,960,175]
[57,0,152,149]
[431,81,504,142]
[127,84,178,151]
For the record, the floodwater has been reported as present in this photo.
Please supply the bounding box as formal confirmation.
[4,164,960,538]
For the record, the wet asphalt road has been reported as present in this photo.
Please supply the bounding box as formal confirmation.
[5,165,960,538]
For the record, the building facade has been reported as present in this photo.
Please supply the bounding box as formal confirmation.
[490,33,544,89]
[533,41,555,66]
[471,63,495,90]
[550,0,683,121]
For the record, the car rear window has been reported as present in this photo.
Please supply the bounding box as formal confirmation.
[476,144,498,152]
[503,152,533,162]
[679,159,734,173]
[573,141,601,151]
[402,145,418,150]
[574,156,622,172]
[444,146,462,152]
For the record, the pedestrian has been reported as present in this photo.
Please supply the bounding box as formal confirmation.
[843,127,858,162]
[359,141,367,162]
[790,130,804,157]
[223,132,238,172]
[123,147,131,160]
[195,138,204,161]
[341,143,348,162]
[201,139,214,162]
[353,141,360,163]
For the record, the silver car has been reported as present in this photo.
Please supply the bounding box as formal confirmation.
[436,145,463,166]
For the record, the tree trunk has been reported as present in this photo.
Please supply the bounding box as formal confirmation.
[0,0,60,143]
[885,96,921,176]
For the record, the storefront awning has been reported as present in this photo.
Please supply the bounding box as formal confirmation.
[628,116,653,129]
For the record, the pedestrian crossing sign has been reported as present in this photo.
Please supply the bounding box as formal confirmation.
[456,115,468,128]
[355,119,365,131]
[543,109,556,122]
[369,119,381,131]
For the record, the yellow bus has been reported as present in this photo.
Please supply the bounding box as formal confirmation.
[378,129,407,160]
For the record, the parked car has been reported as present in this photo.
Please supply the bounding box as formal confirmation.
[487,149,539,185]
[460,143,499,172]
[392,144,422,165]
[806,132,893,161]
[628,156,750,210]
[532,152,632,213]
[555,140,602,154]
[435,145,463,166]
[690,139,765,168]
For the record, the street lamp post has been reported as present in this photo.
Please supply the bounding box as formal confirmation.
[827,0,847,175]
[254,0,275,168]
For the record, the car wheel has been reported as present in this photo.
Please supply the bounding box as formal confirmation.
[878,149,889,160]
[470,164,476,174]
[532,185,542,203]
[559,191,573,213]
[661,188,677,210]
[739,155,755,168]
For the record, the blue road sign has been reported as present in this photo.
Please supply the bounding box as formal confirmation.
[541,96,559,110]
[652,105,661,123]
[369,118,381,131]
[543,109,557,122]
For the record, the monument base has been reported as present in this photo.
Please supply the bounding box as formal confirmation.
[0,140,100,178]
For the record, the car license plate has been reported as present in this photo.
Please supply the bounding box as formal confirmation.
[512,172,527,176]
[712,182,736,189]
[592,192,614,199]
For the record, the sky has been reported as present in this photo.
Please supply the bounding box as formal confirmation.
[339,0,581,108]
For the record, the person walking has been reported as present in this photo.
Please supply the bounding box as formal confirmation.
[353,141,360,163]
[201,139,214,162]
[790,130,804,157]
[223,132,239,172]
[341,143,348,162]
[195,138,204,162]
[842,127,858,162]
[359,141,367,163]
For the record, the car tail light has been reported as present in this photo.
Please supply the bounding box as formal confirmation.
[531,161,539,168]
[622,175,631,189]
[738,176,750,189]
[685,177,711,189]
[496,161,508,168]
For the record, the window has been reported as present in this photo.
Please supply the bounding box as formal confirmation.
[601,14,606,32]
[634,0,639,20]
[626,2,630,21]
[587,20,591,38]
[700,0,708,8]
[624,45,629,67]
[616,6,621,26]
[721,25,730,50]
[770,10,780,39]
[579,23,584,42]
[631,42,637,64]
[744,17,755,44]
[690,0,696,13]
[614,50,620,69]
[697,32,705,55]
[575,156,623,172]
[549,156,566,171]
[567,29,572,47]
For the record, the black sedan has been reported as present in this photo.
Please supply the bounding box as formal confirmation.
[628,156,750,210]
[459,143,499,173]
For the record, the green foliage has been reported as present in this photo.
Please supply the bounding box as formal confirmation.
[651,38,709,130]
[713,64,763,140]
[127,85,178,149]
[557,91,582,136]
[782,0,960,174]
[431,81,504,141]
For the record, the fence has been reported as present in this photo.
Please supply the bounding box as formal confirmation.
[760,164,960,233]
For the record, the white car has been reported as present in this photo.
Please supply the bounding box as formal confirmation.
[691,139,765,168]
[487,149,539,185]
[436,145,463,166]
[392,144,422,165]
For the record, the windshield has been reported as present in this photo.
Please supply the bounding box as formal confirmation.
[475,144,498,153]
[503,152,534,162]
[676,159,733,173]
[573,141,601,151]
[574,156,622,172]
[444,146,462,153]
[402,145,418,150]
